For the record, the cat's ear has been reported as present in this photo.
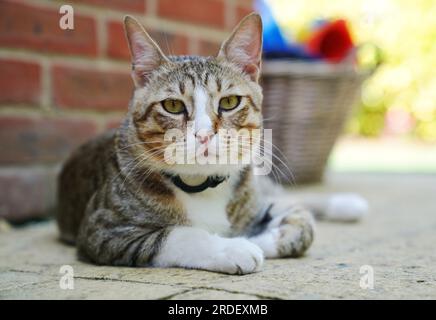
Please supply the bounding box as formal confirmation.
[218,13,263,82]
[124,15,169,87]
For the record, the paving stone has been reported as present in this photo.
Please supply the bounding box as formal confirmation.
[1,173,435,299]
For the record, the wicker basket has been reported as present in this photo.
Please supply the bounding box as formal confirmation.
[261,60,372,185]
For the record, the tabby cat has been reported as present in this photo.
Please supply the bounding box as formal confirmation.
[56,13,368,275]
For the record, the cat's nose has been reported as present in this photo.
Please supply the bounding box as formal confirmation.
[195,130,213,144]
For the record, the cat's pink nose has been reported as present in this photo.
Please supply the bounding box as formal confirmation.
[195,131,213,144]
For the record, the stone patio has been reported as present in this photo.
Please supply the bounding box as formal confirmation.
[1,173,435,299]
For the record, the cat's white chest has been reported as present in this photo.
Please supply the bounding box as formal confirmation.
[175,183,232,236]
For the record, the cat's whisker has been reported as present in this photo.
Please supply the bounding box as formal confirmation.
[133,165,157,199]
[109,142,169,178]
[110,140,166,158]
[252,145,295,185]
[109,143,168,183]
[231,136,295,184]
[109,151,150,184]
[163,33,174,57]
[233,141,292,184]
[261,115,277,122]
[119,147,166,190]
[259,139,296,185]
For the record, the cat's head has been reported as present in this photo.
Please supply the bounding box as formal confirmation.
[122,14,263,177]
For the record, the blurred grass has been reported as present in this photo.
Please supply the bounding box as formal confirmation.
[329,137,436,172]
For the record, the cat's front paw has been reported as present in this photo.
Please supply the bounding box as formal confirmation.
[152,228,263,275]
[250,206,315,258]
[213,238,264,275]
[275,210,314,257]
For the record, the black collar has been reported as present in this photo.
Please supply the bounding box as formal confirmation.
[164,173,228,194]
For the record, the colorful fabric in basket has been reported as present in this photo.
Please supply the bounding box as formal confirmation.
[256,0,355,63]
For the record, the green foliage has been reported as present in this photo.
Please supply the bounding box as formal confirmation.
[270,0,436,141]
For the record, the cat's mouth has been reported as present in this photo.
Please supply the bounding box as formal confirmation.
[195,141,213,158]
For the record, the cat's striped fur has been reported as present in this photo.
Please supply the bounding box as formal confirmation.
[56,14,366,274]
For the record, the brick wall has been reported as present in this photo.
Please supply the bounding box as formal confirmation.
[0,0,254,222]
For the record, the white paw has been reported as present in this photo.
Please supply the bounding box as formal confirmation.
[211,237,264,275]
[152,227,263,275]
[249,228,280,258]
[326,193,369,222]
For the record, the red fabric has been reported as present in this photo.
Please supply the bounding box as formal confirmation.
[306,19,354,63]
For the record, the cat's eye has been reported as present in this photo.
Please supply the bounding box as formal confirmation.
[219,95,241,111]
[162,99,186,114]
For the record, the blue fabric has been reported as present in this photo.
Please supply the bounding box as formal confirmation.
[255,0,319,60]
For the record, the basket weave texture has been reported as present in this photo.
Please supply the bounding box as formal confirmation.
[261,60,370,185]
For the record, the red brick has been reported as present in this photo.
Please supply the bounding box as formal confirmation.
[52,65,133,111]
[237,5,255,21]
[105,117,124,130]
[0,167,57,221]
[0,59,41,106]
[107,21,130,60]
[107,21,190,60]
[149,29,190,56]
[0,116,98,165]
[0,1,97,56]
[236,0,254,8]
[198,39,220,57]
[72,0,146,12]
[158,0,225,29]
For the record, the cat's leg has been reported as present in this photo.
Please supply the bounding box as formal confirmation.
[292,193,369,222]
[247,193,368,258]
[153,227,263,275]
[77,208,263,274]
[77,208,170,267]
[256,176,369,223]
[248,203,315,259]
